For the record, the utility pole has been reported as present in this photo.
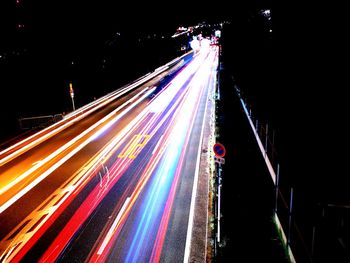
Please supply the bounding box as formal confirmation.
[69,82,75,111]
[213,142,226,245]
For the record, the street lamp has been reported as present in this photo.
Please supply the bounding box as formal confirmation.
[69,82,75,111]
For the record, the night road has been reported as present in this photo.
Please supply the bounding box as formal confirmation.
[0,46,218,262]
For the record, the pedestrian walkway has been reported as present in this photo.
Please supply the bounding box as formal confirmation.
[214,66,290,263]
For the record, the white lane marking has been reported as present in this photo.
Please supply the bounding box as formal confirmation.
[152,135,164,155]
[97,197,131,255]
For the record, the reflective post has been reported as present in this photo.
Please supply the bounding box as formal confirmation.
[288,187,294,247]
[274,164,280,214]
[265,123,268,158]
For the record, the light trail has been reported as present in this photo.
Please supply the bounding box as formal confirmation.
[0,79,145,167]
[97,197,131,255]
[93,47,218,262]
[89,48,218,262]
[0,50,191,166]
[38,60,199,262]
[0,47,217,263]
[183,48,218,263]
[0,87,154,212]
[39,53,205,263]
[0,87,157,262]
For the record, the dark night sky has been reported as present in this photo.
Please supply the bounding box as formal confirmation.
[0,0,269,110]
[1,0,268,36]
[0,1,251,59]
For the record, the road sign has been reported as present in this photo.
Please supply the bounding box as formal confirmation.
[214,156,225,164]
[213,143,226,158]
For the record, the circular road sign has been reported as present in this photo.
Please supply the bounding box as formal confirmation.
[213,143,226,157]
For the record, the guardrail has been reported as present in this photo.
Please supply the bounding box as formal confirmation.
[18,114,64,130]
[234,82,299,263]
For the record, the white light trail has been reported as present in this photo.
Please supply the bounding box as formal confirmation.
[183,48,218,263]
[0,83,140,167]
[0,52,188,166]
[152,135,164,155]
[97,197,131,255]
[0,87,155,213]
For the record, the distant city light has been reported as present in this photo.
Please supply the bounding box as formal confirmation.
[261,9,271,17]
[201,38,211,51]
[177,26,187,31]
[189,37,200,52]
[260,9,271,20]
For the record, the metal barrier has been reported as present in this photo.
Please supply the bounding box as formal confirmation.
[18,114,63,130]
